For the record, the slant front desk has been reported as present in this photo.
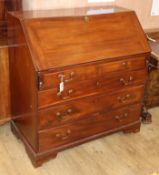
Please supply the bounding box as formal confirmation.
[8,6,151,167]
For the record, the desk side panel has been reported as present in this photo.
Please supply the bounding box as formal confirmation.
[8,14,38,151]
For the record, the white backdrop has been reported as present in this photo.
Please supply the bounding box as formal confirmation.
[151,0,159,16]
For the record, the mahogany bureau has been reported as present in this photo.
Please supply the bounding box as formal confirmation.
[8,6,151,167]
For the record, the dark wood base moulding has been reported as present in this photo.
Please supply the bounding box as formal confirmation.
[11,121,141,167]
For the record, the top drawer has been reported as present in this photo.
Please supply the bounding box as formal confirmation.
[38,56,146,90]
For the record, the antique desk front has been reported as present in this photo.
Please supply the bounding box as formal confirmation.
[8,6,151,167]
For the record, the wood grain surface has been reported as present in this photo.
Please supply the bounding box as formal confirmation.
[15,9,150,71]
[0,0,5,22]
[0,0,22,125]
[0,47,10,125]
[38,86,144,130]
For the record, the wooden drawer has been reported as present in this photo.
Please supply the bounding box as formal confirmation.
[38,103,141,152]
[38,69,147,108]
[39,86,144,130]
[39,56,146,90]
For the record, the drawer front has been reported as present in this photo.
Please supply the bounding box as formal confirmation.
[39,104,141,152]
[38,69,147,108]
[38,86,144,130]
[39,56,146,90]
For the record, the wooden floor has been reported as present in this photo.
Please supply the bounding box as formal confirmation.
[0,108,159,175]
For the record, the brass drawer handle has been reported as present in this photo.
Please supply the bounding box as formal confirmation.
[57,91,62,97]
[57,72,75,97]
[56,129,71,140]
[56,108,73,120]
[57,89,74,99]
[58,72,75,83]
[115,113,128,122]
[62,89,74,100]
[65,72,75,83]
[57,74,65,96]
[120,76,134,86]
[118,94,130,103]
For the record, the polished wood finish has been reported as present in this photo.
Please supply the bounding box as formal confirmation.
[0,0,22,125]
[39,56,146,90]
[8,13,38,149]
[38,69,146,108]
[0,0,21,27]
[8,7,151,167]
[39,86,144,130]
[17,9,150,71]
[0,0,7,44]
[0,0,6,27]
[0,0,5,19]
[39,104,141,151]
[0,47,10,125]
[6,0,22,11]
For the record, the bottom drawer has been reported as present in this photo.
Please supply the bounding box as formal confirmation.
[39,103,141,152]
